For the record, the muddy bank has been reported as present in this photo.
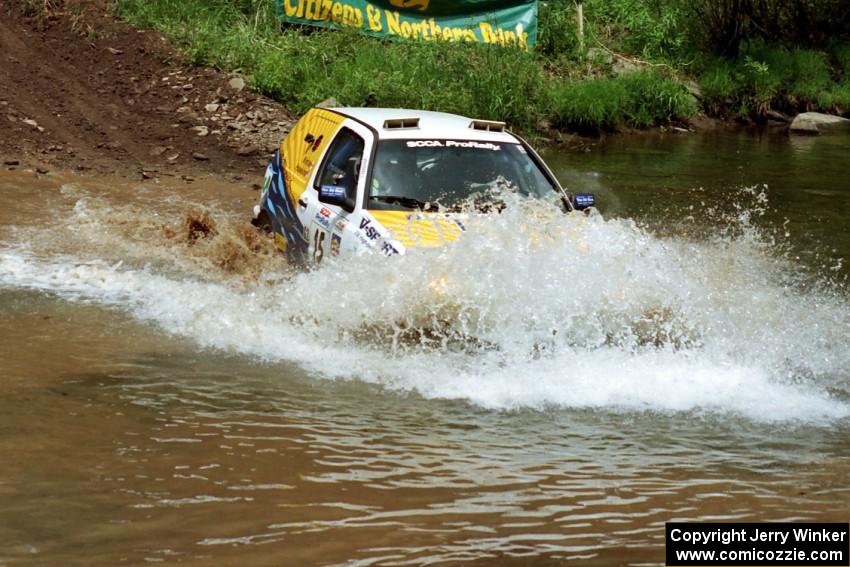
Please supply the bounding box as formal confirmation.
[0,0,293,182]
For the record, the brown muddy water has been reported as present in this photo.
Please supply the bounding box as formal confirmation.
[1,130,849,566]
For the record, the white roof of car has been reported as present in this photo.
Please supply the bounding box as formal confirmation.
[327,107,521,143]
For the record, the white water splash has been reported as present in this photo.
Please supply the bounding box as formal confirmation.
[1,193,848,422]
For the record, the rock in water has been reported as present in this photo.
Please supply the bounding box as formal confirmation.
[790,112,850,135]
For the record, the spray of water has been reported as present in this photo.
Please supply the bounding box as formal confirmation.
[1,185,848,421]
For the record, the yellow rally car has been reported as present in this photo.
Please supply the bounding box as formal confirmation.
[252,107,594,264]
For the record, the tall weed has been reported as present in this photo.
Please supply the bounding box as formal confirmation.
[584,0,687,60]
[537,1,579,57]
[552,70,695,133]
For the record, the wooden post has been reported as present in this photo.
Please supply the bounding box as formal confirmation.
[576,0,584,52]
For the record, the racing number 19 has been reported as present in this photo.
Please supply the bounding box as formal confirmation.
[313,228,326,263]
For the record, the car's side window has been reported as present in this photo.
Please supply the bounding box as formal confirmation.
[315,127,365,194]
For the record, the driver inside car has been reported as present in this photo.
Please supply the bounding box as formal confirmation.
[371,145,421,199]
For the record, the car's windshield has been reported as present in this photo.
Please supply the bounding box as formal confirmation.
[367,139,560,211]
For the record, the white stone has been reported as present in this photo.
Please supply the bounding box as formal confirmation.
[790,112,850,135]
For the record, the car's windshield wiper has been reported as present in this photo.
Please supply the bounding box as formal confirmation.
[369,194,430,209]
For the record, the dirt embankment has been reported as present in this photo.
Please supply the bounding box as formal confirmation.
[0,0,294,181]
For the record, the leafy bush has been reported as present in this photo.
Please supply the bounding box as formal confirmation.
[698,44,845,119]
[739,55,780,117]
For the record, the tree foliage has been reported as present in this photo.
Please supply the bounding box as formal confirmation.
[688,0,850,56]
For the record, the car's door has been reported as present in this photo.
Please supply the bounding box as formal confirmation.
[304,121,374,263]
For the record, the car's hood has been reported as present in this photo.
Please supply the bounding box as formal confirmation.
[370,210,467,249]
[369,207,585,251]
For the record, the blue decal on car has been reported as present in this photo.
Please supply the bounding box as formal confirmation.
[266,151,308,260]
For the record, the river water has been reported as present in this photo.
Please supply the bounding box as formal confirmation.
[1,129,849,565]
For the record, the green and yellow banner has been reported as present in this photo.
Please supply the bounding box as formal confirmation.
[276,0,537,49]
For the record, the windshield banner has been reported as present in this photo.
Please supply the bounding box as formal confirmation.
[275,0,537,49]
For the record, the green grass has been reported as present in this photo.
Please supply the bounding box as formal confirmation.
[817,82,850,114]
[697,58,739,115]
[115,0,702,136]
[115,0,847,132]
[551,77,628,132]
[551,70,696,133]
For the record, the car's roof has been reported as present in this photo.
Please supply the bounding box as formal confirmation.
[326,107,520,143]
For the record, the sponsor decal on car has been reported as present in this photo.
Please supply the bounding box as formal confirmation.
[321,185,347,200]
[404,213,467,232]
[355,216,398,255]
[331,233,341,256]
[446,140,501,150]
[295,161,312,177]
[314,207,333,229]
[380,241,400,256]
[405,140,444,148]
[304,133,324,152]
[335,219,348,232]
[405,140,502,151]
[359,217,382,241]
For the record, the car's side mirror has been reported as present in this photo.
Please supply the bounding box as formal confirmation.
[319,183,356,212]
[571,193,595,211]
[319,156,360,212]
